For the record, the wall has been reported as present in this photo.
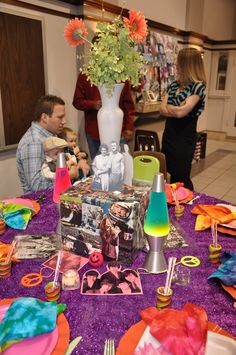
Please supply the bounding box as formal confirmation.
[207,49,236,134]
[185,0,204,33]
[118,0,187,30]
[121,0,236,40]
[232,5,236,39]
[202,0,236,40]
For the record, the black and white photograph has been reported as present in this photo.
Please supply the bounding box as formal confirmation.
[91,143,110,191]
[80,203,103,234]
[14,234,61,259]
[91,141,125,192]
[62,231,90,257]
[61,200,82,227]
[62,224,102,256]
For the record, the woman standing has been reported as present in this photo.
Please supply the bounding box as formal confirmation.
[160,48,206,190]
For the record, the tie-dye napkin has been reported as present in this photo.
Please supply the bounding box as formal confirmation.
[3,203,33,230]
[0,297,66,352]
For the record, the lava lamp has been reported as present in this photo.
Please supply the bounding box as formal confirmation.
[53,152,72,204]
[144,173,170,273]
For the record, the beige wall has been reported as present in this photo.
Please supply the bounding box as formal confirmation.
[232,6,236,38]
[121,0,236,40]
[185,0,204,33]
[118,0,187,30]
[202,0,236,40]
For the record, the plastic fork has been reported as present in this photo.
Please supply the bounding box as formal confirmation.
[104,338,115,355]
[186,195,200,205]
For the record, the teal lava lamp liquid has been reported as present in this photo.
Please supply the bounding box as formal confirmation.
[144,191,170,237]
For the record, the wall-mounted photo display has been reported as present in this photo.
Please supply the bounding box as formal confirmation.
[135,31,179,101]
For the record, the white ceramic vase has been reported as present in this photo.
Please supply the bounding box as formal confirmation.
[97,83,124,146]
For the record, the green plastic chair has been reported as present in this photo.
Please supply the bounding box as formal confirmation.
[133,155,160,185]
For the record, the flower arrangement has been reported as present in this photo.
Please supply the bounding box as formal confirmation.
[64,10,148,93]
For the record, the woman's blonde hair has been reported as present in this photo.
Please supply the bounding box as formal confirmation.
[177,47,206,87]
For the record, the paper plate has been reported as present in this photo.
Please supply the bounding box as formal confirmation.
[0,303,58,355]
[0,299,70,355]
[169,190,194,205]
[176,187,190,201]
[116,320,236,355]
[217,204,236,231]
[217,226,236,237]
[205,331,236,355]
[221,283,236,300]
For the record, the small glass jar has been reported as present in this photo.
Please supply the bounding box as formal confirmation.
[62,269,80,291]
[172,265,190,286]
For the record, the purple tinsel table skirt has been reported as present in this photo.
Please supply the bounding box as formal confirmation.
[0,188,236,354]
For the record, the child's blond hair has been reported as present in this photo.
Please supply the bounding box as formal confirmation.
[59,127,77,142]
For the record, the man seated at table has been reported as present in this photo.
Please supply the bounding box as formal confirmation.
[16,95,78,193]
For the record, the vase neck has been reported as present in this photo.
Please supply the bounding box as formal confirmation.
[98,83,125,108]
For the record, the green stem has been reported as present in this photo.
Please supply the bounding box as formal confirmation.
[79,35,92,45]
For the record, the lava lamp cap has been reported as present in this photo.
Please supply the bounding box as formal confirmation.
[56,152,67,168]
[152,173,165,193]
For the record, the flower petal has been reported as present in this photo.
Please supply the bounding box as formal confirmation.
[123,10,148,42]
[64,18,88,46]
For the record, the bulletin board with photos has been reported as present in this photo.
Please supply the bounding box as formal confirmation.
[134,31,179,111]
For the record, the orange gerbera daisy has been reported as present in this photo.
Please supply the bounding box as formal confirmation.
[64,18,88,46]
[123,10,148,42]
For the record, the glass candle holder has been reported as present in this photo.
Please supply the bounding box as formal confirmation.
[0,257,12,278]
[156,286,173,309]
[45,281,61,302]
[174,205,185,220]
[172,265,190,286]
[209,243,222,264]
[62,269,80,291]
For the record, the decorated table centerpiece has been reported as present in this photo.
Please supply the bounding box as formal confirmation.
[64,9,147,146]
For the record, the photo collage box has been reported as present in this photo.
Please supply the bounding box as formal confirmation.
[60,177,150,264]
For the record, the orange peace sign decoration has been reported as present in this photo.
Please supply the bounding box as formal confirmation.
[21,273,43,287]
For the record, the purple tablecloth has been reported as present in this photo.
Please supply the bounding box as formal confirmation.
[0,189,235,354]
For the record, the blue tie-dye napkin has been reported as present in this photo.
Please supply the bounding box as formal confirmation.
[208,251,236,286]
[0,297,66,352]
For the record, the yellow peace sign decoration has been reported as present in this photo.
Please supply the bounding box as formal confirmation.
[21,273,43,287]
[180,256,200,267]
